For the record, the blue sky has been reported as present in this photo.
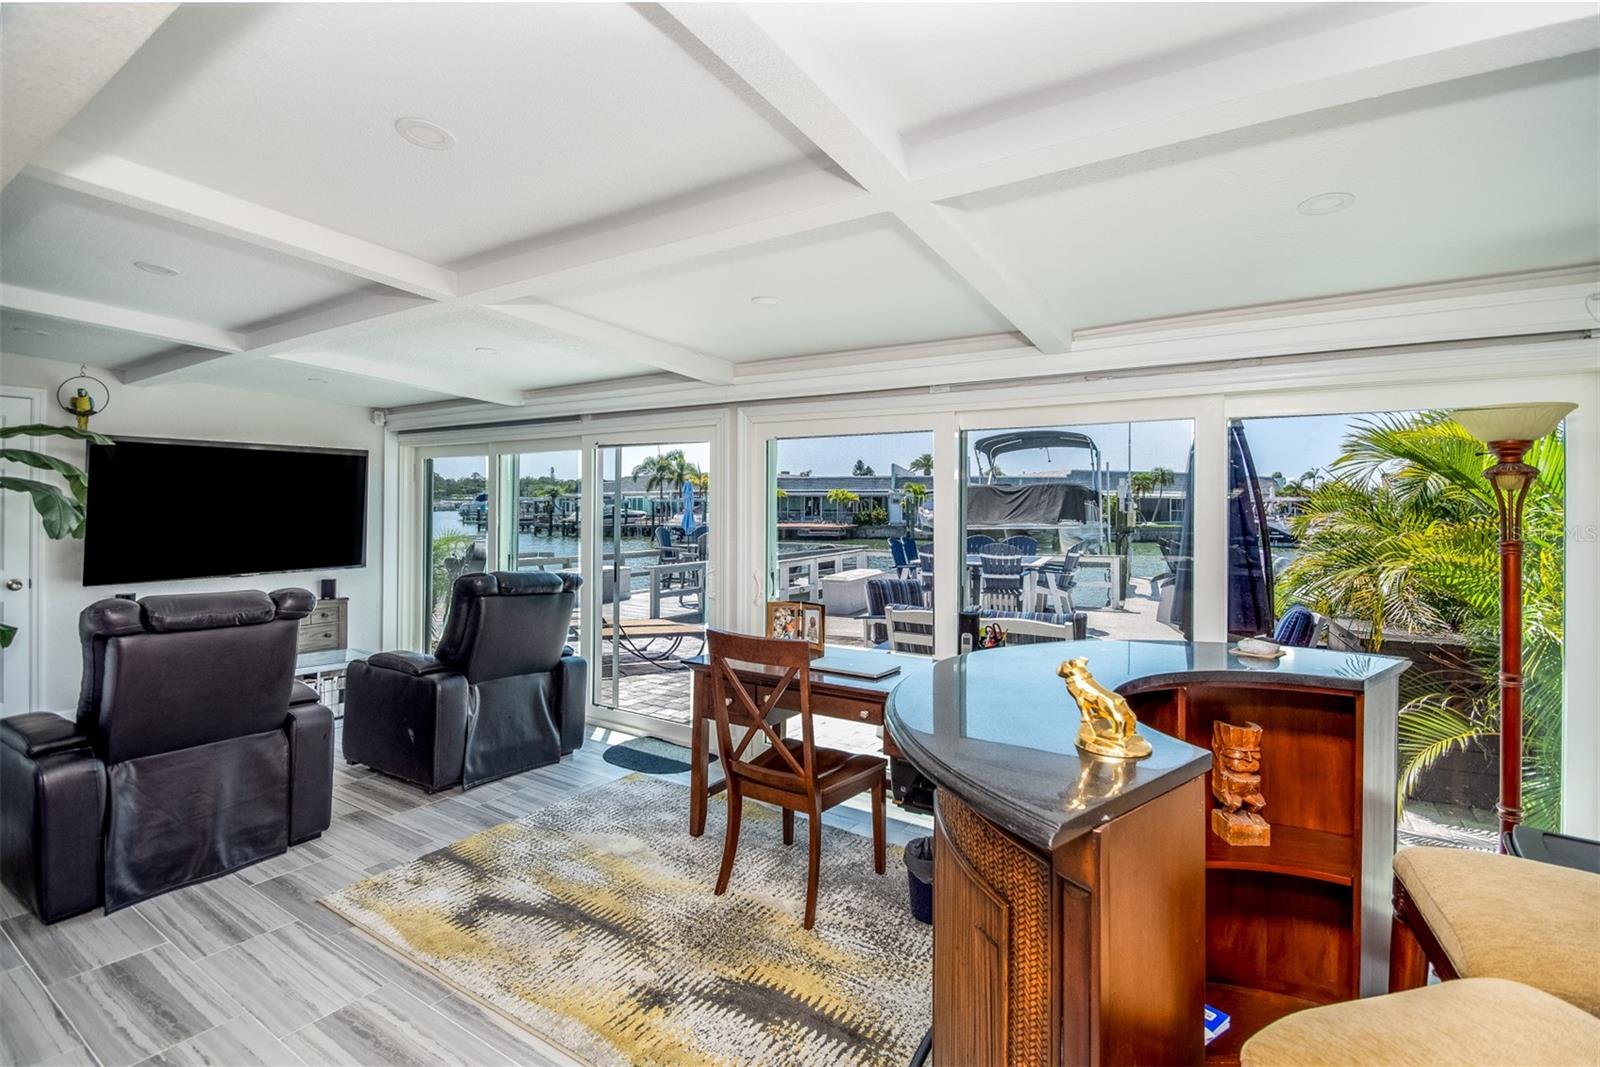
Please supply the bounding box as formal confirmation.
[431,414,1382,483]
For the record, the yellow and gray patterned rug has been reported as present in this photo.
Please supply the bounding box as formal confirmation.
[320,775,931,1066]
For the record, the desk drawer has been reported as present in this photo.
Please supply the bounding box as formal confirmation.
[297,626,341,653]
[298,598,347,652]
[308,605,342,626]
[810,691,883,725]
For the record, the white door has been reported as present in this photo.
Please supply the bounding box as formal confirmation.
[0,395,36,716]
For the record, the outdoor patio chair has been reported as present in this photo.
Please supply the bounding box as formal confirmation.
[865,577,925,644]
[1003,535,1039,556]
[1273,604,1323,647]
[888,537,911,578]
[883,606,935,654]
[966,534,996,555]
[900,536,920,576]
[655,525,682,562]
[978,544,1028,611]
[1037,542,1086,614]
[979,609,1087,645]
[917,549,935,596]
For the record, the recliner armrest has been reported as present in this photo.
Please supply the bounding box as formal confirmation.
[288,681,321,706]
[365,651,450,676]
[0,713,90,759]
[285,703,333,843]
[552,654,587,756]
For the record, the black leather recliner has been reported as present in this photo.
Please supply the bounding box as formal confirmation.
[0,590,334,923]
[343,571,586,792]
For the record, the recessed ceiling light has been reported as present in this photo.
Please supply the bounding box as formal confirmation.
[474,346,498,356]
[750,295,783,308]
[133,260,180,276]
[306,376,330,383]
[395,116,455,151]
[1296,192,1355,216]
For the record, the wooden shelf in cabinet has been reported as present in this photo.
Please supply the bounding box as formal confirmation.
[1205,824,1355,886]
[1203,982,1322,1066]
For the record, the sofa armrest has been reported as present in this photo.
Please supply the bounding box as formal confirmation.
[366,651,450,676]
[552,655,588,756]
[285,703,333,843]
[0,713,91,759]
[343,658,471,791]
[1,717,105,923]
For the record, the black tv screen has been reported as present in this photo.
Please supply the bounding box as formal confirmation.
[83,437,368,586]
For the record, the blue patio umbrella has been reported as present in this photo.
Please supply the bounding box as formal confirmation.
[681,481,696,536]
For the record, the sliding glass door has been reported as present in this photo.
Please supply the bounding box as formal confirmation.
[958,418,1195,647]
[765,429,935,653]
[422,453,489,646]
[498,448,583,649]
[590,440,712,730]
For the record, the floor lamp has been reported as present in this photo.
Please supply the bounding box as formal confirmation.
[1449,402,1575,845]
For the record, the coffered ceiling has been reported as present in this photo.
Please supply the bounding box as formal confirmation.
[1,2,1596,413]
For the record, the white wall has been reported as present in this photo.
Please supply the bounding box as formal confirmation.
[0,351,385,712]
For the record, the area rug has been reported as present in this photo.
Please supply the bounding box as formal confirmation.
[599,736,711,776]
[320,775,931,1066]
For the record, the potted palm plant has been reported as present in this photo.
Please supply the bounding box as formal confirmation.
[0,423,112,647]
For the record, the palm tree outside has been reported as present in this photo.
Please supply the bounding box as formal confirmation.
[1149,466,1176,522]
[909,453,934,475]
[1275,411,1567,829]
[825,487,861,522]
[633,449,695,523]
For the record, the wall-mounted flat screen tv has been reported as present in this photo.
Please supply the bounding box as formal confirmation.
[83,437,368,586]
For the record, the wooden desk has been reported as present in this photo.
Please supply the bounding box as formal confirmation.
[683,647,927,837]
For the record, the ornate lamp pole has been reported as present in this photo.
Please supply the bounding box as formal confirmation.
[1449,403,1575,845]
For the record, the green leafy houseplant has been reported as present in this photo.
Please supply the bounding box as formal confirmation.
[1276,412,1566,828]
[0,424,113,648]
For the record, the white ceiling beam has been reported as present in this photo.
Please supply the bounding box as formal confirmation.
[102,291,450,387]
[242,291,443,354]
[26,140,458,300]
[265,351,524,407]
[458,177,881,302]
[913,5,1600,202]
[483,303,737,385]
[118,347,250,385]
[1,4,176,187]
[657,2,1072,355]
[0,284,244,352]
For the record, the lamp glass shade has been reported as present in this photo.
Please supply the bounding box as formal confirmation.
[1452,403,1576,444]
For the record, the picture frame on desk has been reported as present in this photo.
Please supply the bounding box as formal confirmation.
[766,600,825,657]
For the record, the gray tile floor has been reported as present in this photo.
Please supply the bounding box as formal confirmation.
[0,725,927,1067]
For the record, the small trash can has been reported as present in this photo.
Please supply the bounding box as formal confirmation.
[905,835,934,924]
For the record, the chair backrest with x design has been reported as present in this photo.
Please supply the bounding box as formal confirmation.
[706,629,816,797]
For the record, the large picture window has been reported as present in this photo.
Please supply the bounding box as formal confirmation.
[957,419,1195,649]
[1227,412,1569,848]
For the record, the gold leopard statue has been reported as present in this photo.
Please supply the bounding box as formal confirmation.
[1058,657,1152,761]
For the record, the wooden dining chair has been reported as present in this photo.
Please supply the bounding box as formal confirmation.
[706,629,887,929]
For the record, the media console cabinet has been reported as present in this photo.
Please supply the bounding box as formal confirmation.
[885,639,1408,1066]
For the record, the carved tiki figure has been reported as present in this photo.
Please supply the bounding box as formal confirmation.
[1211,720,1270,845]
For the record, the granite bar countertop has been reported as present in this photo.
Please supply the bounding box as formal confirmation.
[884,640,1409,852]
